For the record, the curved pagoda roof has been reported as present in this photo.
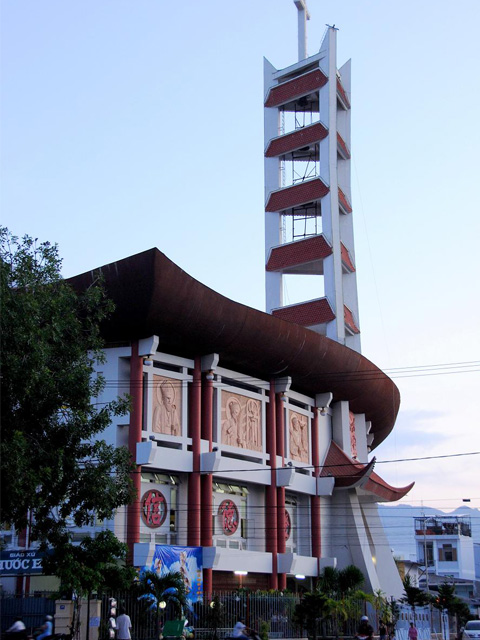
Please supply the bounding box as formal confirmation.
[68,247,400,450]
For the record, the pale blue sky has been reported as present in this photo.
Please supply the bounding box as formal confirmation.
[2,0,479,510]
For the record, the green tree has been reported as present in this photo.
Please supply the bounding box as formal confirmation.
[0,229,135,569]
[433,580,470,624]
[401,576,431,620]
[317,565,365,598]
[293,592,337,640]
[434,582,456,611]
[135,570,188,637]
[337,565,365,597]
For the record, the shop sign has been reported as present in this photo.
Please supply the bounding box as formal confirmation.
[0,549,45,575]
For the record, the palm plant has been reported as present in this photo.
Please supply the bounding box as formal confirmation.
[316,565,370,638]
[136,569,188,638]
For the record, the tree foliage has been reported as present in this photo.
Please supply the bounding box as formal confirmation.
[401,575,431,612]
[433,581,471,624]
[0,229,135,574]
[317,565,365,598]
[293,592,337,640]
[135,569,188,635]
[294,566,370,640]
[43,530,136,595]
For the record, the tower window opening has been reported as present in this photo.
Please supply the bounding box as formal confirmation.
[282,202,322,242]
[281,145,320,188]
[280,98,319,136]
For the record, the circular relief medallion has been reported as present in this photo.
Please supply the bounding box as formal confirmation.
[141,489,167,528]
[218,499,239,536]
[284,509,291,541]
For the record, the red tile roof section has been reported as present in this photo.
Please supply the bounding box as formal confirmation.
[340,243,355,272]
[337,132,351,159]
[266,235,332,272]
[338,187,352,214]
[344,305,360,334]
[336,78,351,109]
[265,122,328,158]
[320,441,374,487]
[265,69,328,108]
[272,298,335,327]
[266,178,329,212]
[320,442,414,501]
[365,473,415,502]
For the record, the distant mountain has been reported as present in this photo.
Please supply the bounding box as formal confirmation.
[378,504,480,561]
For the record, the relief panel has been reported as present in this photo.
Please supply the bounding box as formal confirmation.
[152,375,182,436]
[288,410,309,463]
[221,391,262,451]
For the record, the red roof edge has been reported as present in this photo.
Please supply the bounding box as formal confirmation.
[337,78,351,109]
[338,187,353,214]
[344,305,360,334]
[266,235,332,272]
[340,243,355,272]
[320,441,414,501]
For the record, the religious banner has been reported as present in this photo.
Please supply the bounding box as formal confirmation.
[151,545,203,603]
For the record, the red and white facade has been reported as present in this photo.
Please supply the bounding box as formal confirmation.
[1,3,412,601]
[265,12,360,351]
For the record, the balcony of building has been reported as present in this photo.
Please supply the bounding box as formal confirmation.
[266,234,332,275]
[414,515,472,538]
[265,68,327,110]
[265,177,329,212]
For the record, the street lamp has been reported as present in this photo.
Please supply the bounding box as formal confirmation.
[234,570,248,588]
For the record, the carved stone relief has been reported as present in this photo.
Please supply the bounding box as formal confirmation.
[152,375,182,436]
[349,410,357,459]
[288,410,309,463]
[221,391,262,451]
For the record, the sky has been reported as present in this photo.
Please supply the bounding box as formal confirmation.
[1,0,479,514]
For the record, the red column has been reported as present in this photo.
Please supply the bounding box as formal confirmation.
[201,371,214,595]
[311,408,321,574]
[188,357,201,547]
[276,393,286,590]
[127,340,143,564]
[266,380,278,590]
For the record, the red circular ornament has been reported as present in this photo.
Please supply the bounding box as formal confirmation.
[141,489,167,528]
[218,499,239,536]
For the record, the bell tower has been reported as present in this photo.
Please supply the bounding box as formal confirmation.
[264,2,361,351]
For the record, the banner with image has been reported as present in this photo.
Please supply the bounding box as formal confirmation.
[151,545,203,603]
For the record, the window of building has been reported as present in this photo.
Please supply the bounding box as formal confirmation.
[418,541,434,566]
[438,544,457,562]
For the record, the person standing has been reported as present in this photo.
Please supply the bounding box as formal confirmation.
[116,607,132,640]
[408,623,418,640]
[379,621,387,640]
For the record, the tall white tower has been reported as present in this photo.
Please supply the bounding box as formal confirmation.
[264,2,361,352]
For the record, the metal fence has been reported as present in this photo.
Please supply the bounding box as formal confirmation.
[2,591,457,640]
[99,591,303,640]
[0,592,56,636]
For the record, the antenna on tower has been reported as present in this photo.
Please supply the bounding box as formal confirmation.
[294,0,310,61]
